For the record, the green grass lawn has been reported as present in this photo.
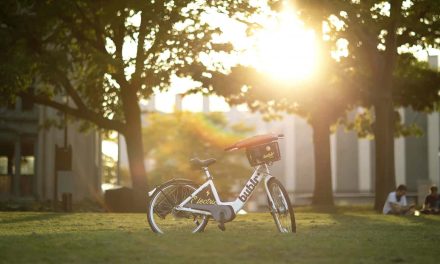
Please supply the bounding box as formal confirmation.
[1,207,440,263]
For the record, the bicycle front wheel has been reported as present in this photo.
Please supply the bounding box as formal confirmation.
[267,178,296,233]
[147,180,209,234]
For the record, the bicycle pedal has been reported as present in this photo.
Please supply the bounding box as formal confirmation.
[218,223,226,231]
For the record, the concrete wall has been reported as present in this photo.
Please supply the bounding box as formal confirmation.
[37,106,101,202]
[335,127,359,192]
[404,108,429,191]
[292,117,315,193]
[427,56,440,187]
[427,112,440,186]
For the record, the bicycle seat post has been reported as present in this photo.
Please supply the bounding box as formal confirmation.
[202,167,213,180]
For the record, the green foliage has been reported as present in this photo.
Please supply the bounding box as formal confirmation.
[294,0,440,106]
[143,112,253,195]
[340,110,375,139]
[0,2,35,105]
[0,0,261,199]
[341,108,424,139]
[0,0,259,129]
[393,53,440,112]
[285,0,440,138]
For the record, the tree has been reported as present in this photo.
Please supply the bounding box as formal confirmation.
[197,1,440,209]
[0,2,35,105]
[292,0,440,210]
[192,3,357,207]
[143,111,253,197]
[0,0,259,209]
[202,53,356,208]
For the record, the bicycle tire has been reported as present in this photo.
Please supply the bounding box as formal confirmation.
[147,179,209,234]
[267,178,296,233]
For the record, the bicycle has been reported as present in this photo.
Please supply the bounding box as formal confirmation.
[147,133,296,234]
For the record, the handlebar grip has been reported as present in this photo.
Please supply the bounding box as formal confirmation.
[224,145,237,151]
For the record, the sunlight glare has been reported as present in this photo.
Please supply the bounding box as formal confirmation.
[251,6,318,83]
[102,140,118,160]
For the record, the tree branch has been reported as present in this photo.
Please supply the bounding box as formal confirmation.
[131,7,148,90]
[53,69,87,110]
[384,0,403,67]
[112,12,126,62]
[20,92,126,134]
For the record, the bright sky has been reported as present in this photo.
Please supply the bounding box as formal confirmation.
[147,3,318,113]
[246,6,318,82]
[143,76,236,113]
[102,140,118,160]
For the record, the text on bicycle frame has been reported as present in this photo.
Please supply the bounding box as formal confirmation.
[238,176,260,202]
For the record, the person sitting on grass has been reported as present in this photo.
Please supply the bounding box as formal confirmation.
[421,186,439,214]
[382,184,415,215]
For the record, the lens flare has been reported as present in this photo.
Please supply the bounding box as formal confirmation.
[250,5,318,83]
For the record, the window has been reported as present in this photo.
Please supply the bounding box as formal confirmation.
[20,156,35,175]
[0,157,7,174]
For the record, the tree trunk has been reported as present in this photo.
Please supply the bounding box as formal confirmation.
[372,56,397,212]
[122,87,148,212]
[372,0,402,212]
[371,55,397,212]
[311,119,334,207]
[124,117,148,211]
[373,96,396,211]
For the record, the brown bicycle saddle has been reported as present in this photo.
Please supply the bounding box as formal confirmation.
[224,134,281,151]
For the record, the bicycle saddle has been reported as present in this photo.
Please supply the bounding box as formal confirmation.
[224,133,283,151]
[190,158,216,169]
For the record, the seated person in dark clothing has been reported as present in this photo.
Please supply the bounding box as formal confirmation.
[421,186,439,214]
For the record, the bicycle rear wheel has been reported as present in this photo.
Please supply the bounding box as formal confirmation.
[147,180,209,234]
[267,178,296,233]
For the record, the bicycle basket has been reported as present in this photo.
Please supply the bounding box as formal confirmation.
[245,141,280,166]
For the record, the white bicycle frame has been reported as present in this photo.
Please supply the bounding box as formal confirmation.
[174,163,278,217]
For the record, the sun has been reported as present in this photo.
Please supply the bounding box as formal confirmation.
[250,7,318,83]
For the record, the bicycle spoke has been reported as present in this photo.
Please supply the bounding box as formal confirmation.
[148,183,208,234]
[268,179,295,233]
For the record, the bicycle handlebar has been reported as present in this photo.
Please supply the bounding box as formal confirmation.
[224,133,285,151]
[224,146,238,151]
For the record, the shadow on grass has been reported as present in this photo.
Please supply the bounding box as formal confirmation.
[332,210,440,226]
[320,212,440,263]
[0,227,295,263]
[1,212,64,224]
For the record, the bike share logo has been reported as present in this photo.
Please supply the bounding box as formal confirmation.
[239,176,259,202]
[263,152,274,159]
[191,189,216,205]
[263,145,274,160]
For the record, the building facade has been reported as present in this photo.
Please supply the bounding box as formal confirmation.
[0,99,101,203]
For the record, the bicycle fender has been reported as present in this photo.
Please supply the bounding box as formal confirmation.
[148,178,197,197]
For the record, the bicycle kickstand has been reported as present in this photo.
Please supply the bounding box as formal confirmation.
[218,211,226,231]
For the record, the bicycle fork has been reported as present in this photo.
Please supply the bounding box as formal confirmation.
[263,175,283,229]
